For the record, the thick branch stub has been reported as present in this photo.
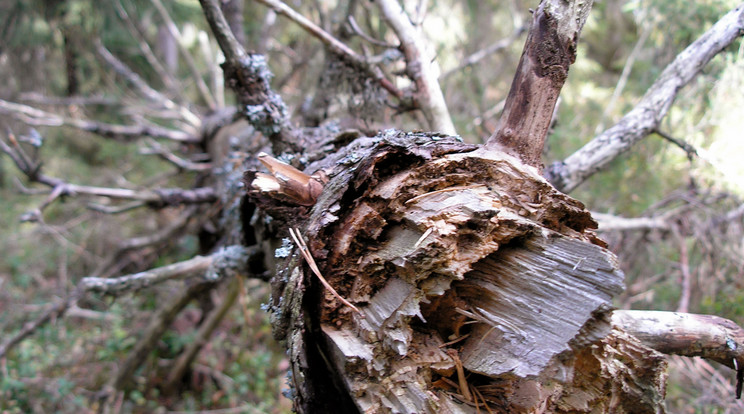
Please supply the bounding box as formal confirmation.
[613,310,744,371]
[485,0,593,169]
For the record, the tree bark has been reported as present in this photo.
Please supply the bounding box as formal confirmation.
[246,131,672,412]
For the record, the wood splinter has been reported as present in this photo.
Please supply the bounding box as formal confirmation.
[289,228,362,315]
[252,152,327,206]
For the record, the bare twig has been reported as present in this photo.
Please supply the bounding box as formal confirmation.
[251,0,403,99]
[114,0,181,95]
[346,15,397,48]
[164,277,239,392]
[547,4,744,193]
[0,99,199,143]
[654,129,699,161]
[95,39,200,127]
[140,139,212,171]
[150,0,217,111]
[376,0,456,134]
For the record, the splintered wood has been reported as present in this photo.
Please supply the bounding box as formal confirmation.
[252,132,663,413]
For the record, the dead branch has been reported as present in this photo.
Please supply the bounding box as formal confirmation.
[79,255,212,294]
[114,0,181,96]
[592,211,671,232]
[376,0,456,134]
[547,4,744,193]
[0,99,199,143]
[164,277,240,393]
[150,0,217,111]
[95,39,200,127]
[1,130,216,219]
[441,25,527,80]
[483,0,594,168]
[613,310,744,372]
[0,246,257,361]
[251,0,403,100]
[654,129,699,161]
[198,0,296,153]
[140,139,212,171]
[81,245,257,294]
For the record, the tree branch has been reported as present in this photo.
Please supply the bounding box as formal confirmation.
[0,98,199,143]
[376,0,456,134]
[483,0,594,168]
[95,39,200,127]
[0,246,258,360]
[547,4,744,193]
[613,310,744,398]
[150,0,217,111]
[251,0,404,100]
[199,0,296,153]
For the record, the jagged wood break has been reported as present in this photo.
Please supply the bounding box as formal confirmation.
[248,131,668,413]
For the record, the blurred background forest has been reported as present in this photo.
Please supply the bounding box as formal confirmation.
[0,0,743,412]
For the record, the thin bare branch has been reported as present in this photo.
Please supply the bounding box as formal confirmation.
[114,0,181,95]
[441,26,526,80]
[654,129,699,161]
[0,245,257,361]
[376,0,456,134]
[140,139,212,171]
[164,277,240,392]
[150,0,217,111]
[547,4,744,193]
[0,99,199,143]
[251,0,403,100]
[95,39,201,127]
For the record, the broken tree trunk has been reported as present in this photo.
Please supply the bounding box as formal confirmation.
[247,130,670,413]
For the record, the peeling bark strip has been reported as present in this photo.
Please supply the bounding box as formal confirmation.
[484,0,593,169]
[252,131,650,412]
